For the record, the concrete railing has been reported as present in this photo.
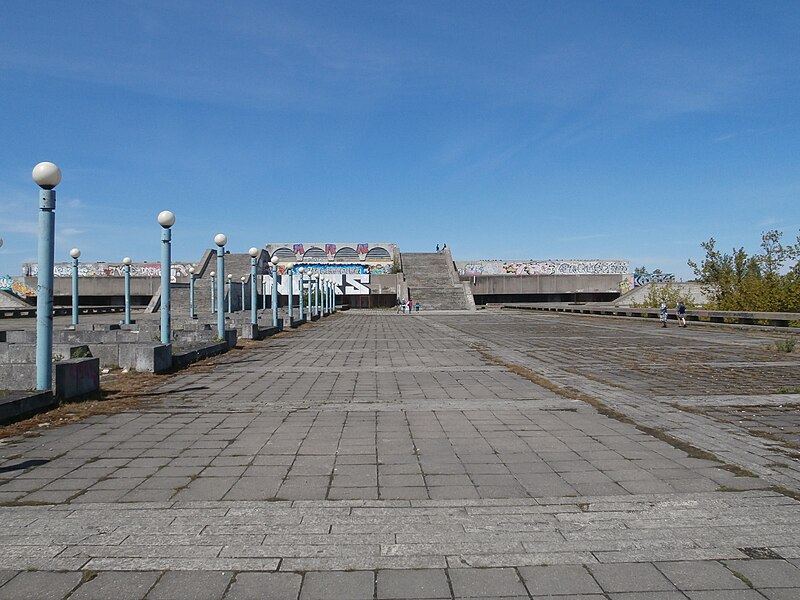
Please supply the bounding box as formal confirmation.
[499,303,800,328]
[0,306,125,319]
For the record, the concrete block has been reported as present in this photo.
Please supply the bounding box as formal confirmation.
[8,344,36,364]
[5,330,34,343]
[241,323,261,340]
[0,390,55,424]
[119,344,172,373]
[55,357,100,400]
[224,329,237,349]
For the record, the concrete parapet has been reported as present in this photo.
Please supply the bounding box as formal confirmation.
[54,358,99,401]
[0,390,55,425]
[171,342,227,370]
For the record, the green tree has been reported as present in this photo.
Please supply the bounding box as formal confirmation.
[688,230,800,312]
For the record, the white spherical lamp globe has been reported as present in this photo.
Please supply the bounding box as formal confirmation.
[240,276,246,282]
[123,256,132,266]
[210,271,215,277]
[248,247,259,258]
[32,162,62,189]
[270,255,279,265]
[157,210,175,228]
[227,274,232,280]
[189,266,195,274]
[214,233,227,247]
[298,266,304,273]
[69,248,81,259]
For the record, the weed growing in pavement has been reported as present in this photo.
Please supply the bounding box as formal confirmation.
[774,338,796,353]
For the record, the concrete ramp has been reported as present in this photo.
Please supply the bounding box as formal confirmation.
[401,248,475,310]
[0,290,31,309]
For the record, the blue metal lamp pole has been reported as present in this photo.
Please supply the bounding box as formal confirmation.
[298,267,305,321]
[32,162,61,391]
[227,274,232,313]
[210,271,216,313]
[240,277,246,311]
[157,210,175,345]
[123,257,132,325]
[214,234,227,337]
[189,266,196,318]
[248,248,258,325]
[322,278,327,314]
[286,263,294,324]
[316,274,322,316]
[70,248,81,326]
[270,256,279,327]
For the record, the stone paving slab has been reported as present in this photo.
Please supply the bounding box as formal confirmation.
[0,311,798,598]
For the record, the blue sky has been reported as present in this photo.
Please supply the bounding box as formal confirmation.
[1,1,798,280]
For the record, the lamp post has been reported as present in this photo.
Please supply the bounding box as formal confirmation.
[214,234,227,337]
[157,210,175,345]
[248,247,258,325]
[70,248,80,326]
[321,278,327,315]
[270,256,279,327]
[123,257,132,325]
[189,266,196,318]
[240,276,246,311]
[32,161,61,391]
[210,271,216,313]
[316,274,322,316]
[227,274,233,313]
[286,263,294,324]
[298,266,305,321]
[310,272,317,317]
[331,278,337,312]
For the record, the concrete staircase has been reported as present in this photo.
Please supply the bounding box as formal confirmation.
[401,249,475,310]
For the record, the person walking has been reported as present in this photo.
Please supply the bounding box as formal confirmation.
[407,299,413,314]
[659,299,668,328]
[677,300,687,327]
[415,301,420,312]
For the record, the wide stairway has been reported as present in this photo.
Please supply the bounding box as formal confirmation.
[401,250,474,310]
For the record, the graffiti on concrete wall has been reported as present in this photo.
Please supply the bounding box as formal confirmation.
[24,262,195,282]
[457,260,629,277]
[284,263,392,275]
[265,273,371,295]
[633,273,676,287]
[1,275,36,298]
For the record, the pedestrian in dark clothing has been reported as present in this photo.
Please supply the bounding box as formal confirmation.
[677,300,687,327]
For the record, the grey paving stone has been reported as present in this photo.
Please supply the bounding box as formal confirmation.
[223,572,302,600]
[145,570,232,600]
[759,589,800,600]
[0,571,81,600]
[69,571,161,600]
[724,559,800,588]
[449,567,528,598]
[376,569,450,599]
[299,571,374,600]
[683,591,767,600]
[655,561,748,591]
[589,563,678,593]
[518,564,603,595]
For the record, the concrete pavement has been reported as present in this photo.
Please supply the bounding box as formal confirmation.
[0,309,798,598]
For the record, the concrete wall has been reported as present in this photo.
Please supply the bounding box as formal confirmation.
[466,274,625,295]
